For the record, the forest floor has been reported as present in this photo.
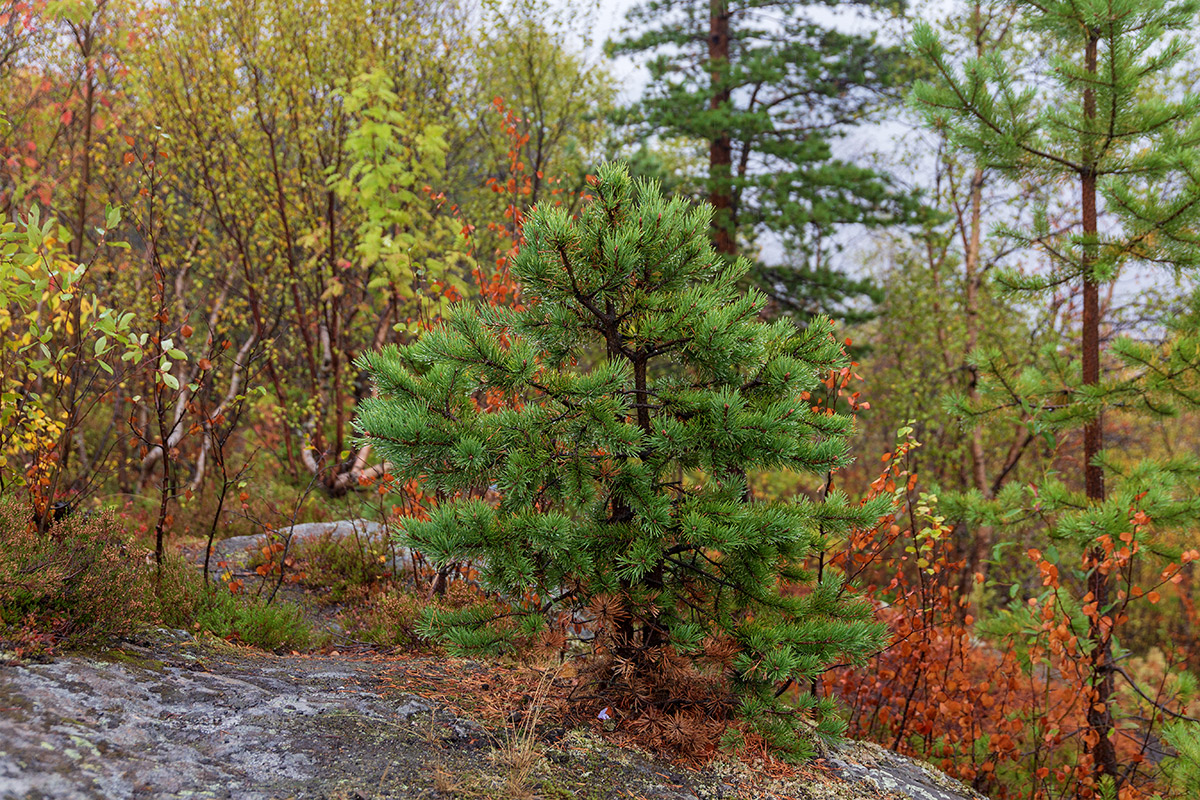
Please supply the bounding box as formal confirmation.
[0,523,987,800]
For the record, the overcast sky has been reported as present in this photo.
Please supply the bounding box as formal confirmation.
[555,0,646,95]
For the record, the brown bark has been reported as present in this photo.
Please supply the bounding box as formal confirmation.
[1080,31,1118,786]
[958,163,995,601]
[72,34,95,264]
[953,2,997,600]
[328,189,345,463]
[964,165,987,497]
[708,0,735,257]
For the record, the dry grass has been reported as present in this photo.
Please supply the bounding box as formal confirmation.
[432,765,465,796]
[488,664,560,799]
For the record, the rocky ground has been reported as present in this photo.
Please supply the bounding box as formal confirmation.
[0,633,985,800]
[0,523,989,800]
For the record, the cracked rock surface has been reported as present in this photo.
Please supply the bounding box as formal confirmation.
[0,635,986,800]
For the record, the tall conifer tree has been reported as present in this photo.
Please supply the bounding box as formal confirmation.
[911,0,1200,785]
[355,163,888,756]
[608,0,912,316]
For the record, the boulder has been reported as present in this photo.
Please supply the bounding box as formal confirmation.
[205,518,397,570]
[0,637,987,800]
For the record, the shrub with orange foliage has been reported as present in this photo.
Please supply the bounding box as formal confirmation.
[0,502,153,654]
[458,97,591,311]
[822,432,1199,799]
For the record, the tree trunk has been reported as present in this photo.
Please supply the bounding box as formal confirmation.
[956,163,995,607]
[1080,31,1118,787]
[708,0,735,257]
[964,2,990,506]
[956,2,996,603]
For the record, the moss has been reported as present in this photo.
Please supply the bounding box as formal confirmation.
[96,648,166,673]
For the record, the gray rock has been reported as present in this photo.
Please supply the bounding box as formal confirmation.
[0,650,407,800]
[394,697,432,720]
[826,740,989,800]
[0,645,987,800]
[204,518,407,571]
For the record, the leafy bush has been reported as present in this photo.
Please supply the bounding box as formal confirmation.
[0,502,154,653]
[825,434,1200,799]
[338,582,493,650]
[357,162,889,758]
[0,210,147,531]
[156,557,313,651]
[298,531,397,603]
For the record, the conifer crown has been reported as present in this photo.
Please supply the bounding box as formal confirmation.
[355,162,887,757]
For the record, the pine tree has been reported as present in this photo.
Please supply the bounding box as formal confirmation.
[355,162,888,757]
[911,0,1200,787]
[607,0,914,316]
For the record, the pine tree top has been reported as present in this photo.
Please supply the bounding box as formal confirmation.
[357,163,862,507]
[354,163,888,760]
[910,0,1200,282]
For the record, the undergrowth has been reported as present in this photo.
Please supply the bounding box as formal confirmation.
[0,499,314,656]
[338,581,503,651]
[0,502,153,654]
[156,557,315,651]
[337,587,427,648]
[297,530,397,602]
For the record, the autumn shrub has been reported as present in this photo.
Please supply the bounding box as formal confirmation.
[0,502,154,653]
[824,432,1200,799]
[298,530,398,603]
[155,557,313,651]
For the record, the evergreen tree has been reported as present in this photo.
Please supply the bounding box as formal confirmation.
[911,0,1200,786]
[355,163,888,757]
[607,0,914,315]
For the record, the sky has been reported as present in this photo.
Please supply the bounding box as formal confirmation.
[553,0,924,269]
[554,0,645,93]
[538,0,1200,326]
